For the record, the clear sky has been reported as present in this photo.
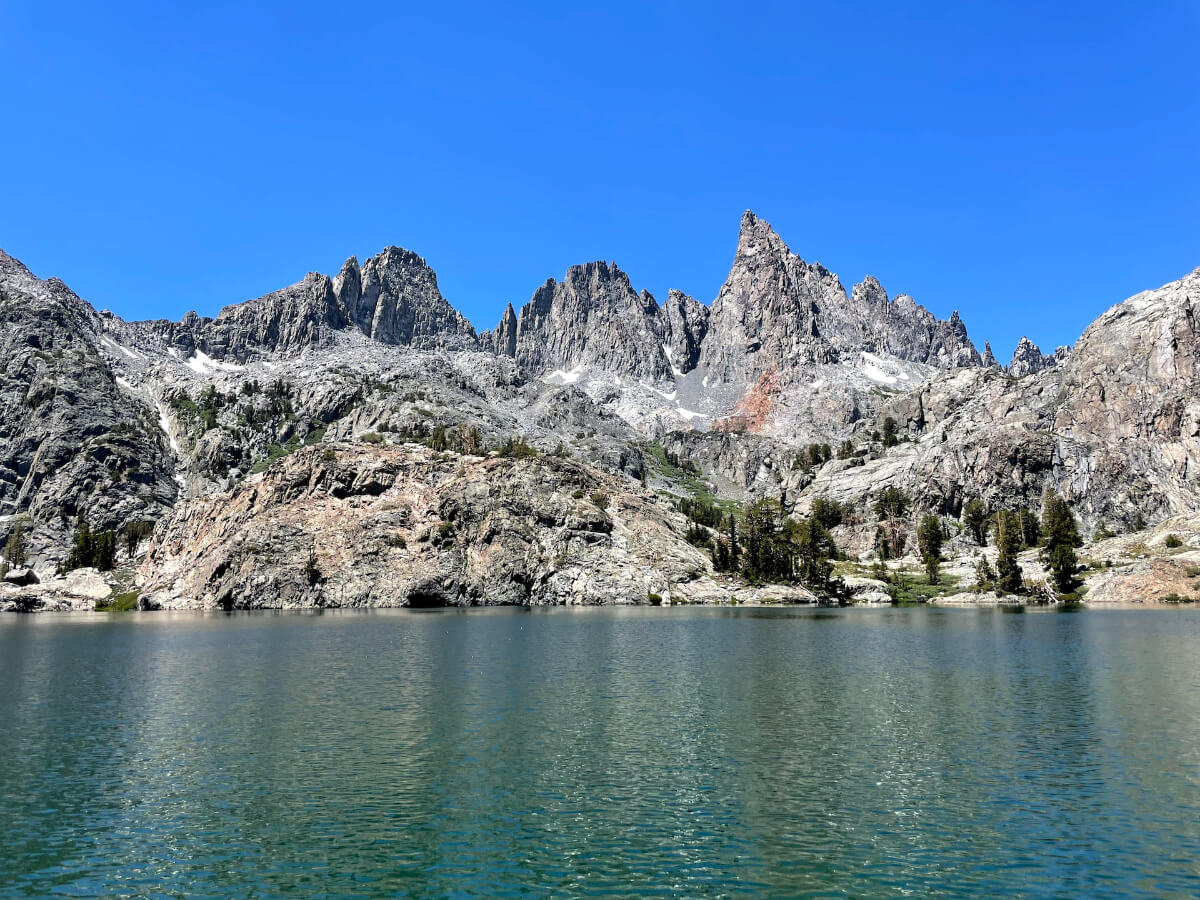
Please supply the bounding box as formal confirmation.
[2,1,1197,359]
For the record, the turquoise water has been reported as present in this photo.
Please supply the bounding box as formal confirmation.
[1,607,1198,898]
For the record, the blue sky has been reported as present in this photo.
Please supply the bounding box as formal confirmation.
[2,1,1197,359]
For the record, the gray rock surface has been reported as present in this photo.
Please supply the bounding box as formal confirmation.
[138,443,801,609]
[149,247,475,361]
[1008,336,1056,377]
[0,250,176,557]
[500,262,672,384]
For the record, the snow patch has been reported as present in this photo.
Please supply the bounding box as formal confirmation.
[185,349,245,375]
[115,376,134,391]
[646,383,678,402]
[100,336,143,360]
[661,343,684,378]
[155,401,180,454]
[544,365,584,385]
[860,352,909,385]
[677,408,707,421]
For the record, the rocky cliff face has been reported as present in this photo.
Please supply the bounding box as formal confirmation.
[660,289,710,373]
[1008,336,1057,377]
[139,443,812,608]
[1052,268,1200,524]
[0,251,176,559]
[489,261,672,385]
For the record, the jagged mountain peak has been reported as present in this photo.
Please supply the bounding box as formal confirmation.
[144,244,475,362]
[1008,335,1056,377]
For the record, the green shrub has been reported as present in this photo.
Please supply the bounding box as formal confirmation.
[385,533,408,549]
[590,491,610,509]
[647,592,663,606]
[499,438,538,458]
[1165,533,1183,548]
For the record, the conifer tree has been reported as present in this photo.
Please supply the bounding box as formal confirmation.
[994,510,1024,594]
[1017,508,1041,548]
[962,498,990,545]
[1,524,27,576]
[789,517,835,590]
[727,513,740,574]
[917,513,944,584]
[1041,489,1082,592]
[881,416,898,448]
[874,525,890,562]
[66,520,94,571]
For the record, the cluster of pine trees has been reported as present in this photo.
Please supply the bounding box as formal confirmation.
[1,523,28,577]
[60,519,156,573]
[962,490,1083,594]
[682,497,839,592]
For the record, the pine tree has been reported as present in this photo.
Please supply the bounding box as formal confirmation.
[712,536,731,572]
[92,531,117,572]
[962,498,990,545]
[874,525,890,561]
[1,523,27,576]
[65,519,94,571]
[873,486,909,520]
[881,416,898,448]
[1041,489,1081,592]
[811,497,844,529]
[789,517,835,590]
[727,513,740,574]
[741,499,793,583]
[917,513,944,584]
[122,520,154,557]
[974,553,996,591]
[1017,508,1041,549]
[994,510,1024,594]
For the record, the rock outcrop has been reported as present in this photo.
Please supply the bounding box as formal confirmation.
[1008,336,1056,377]
[660,289,710,374]
[496,261,672,384]
[138,443,810,608]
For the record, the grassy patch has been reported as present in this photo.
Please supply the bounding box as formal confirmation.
[96,590,139,612]
[886,570,961,604]
[646,441,738,514]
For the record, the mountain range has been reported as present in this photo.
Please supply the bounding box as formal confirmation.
[2,211,1198,609]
